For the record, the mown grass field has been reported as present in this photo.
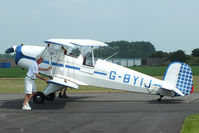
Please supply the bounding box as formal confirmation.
[0,67,27,78]
[181,114,199,133]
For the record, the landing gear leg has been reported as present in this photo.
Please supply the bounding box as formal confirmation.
[158,95,164,102]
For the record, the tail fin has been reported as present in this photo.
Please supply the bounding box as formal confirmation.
[163,61,193,96]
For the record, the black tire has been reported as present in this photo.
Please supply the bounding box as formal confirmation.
[33,91,46,104]
[157,98,161,102]
[46,93,56,101]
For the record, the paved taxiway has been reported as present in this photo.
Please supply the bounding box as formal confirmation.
[0,92,199,133]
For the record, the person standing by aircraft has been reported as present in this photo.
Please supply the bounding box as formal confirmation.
[59,87,68,98]
[22,57,51,110]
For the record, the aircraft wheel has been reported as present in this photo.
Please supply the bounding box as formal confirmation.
[46,93,56,101]
[33,91,46,104]
[157,98,161,102]
[157,95,163,102]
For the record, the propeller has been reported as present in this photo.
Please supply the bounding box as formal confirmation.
[5,45,18,54]
[5,47,15,53]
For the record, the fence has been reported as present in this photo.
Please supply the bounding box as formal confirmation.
[0,56,16,68]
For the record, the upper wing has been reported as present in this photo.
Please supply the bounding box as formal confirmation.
[44,39,108,47]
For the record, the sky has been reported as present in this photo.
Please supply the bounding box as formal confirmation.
[0,0,199,54]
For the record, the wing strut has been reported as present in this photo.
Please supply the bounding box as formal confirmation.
[47,44,53,77]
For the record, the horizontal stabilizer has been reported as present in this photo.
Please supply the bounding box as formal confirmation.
[172,88,184,96]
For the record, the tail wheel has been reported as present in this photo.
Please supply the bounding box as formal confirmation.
[157,95,164,102]
[33,91,46,104]
[46,93,56,101]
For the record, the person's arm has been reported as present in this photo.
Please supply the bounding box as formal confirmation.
[62,46,67,55]
[39,66,52,71]
[36,73,48,82]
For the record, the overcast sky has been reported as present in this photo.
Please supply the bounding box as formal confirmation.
[0,0,199,54]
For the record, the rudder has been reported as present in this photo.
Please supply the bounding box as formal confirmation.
[163,62,193,96]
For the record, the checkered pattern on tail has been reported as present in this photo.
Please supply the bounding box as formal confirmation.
[175,63,193,96]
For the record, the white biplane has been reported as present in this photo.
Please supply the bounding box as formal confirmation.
[5,39,194,103]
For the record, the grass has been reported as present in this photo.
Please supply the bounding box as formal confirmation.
[191,66,199,75]
[0,67,27,78]
[130,66,167,76]
[193,76,199,92]
[181,114,199,133]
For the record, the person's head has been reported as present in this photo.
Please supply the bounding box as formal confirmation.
[36,56,43,64]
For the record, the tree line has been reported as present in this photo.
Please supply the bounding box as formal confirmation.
[92,41,199,65]
[93,41,155,58]
[150,49,199,64]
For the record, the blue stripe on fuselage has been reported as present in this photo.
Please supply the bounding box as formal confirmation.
[94,71,107,76]
[66,65,80,70]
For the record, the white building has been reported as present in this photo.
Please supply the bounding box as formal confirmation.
[87,58,141,67]
[107,58,141,67]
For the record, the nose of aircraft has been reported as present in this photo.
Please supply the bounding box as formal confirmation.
[5,45,24,65]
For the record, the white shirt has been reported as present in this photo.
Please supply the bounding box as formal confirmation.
[27,61,38,79]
